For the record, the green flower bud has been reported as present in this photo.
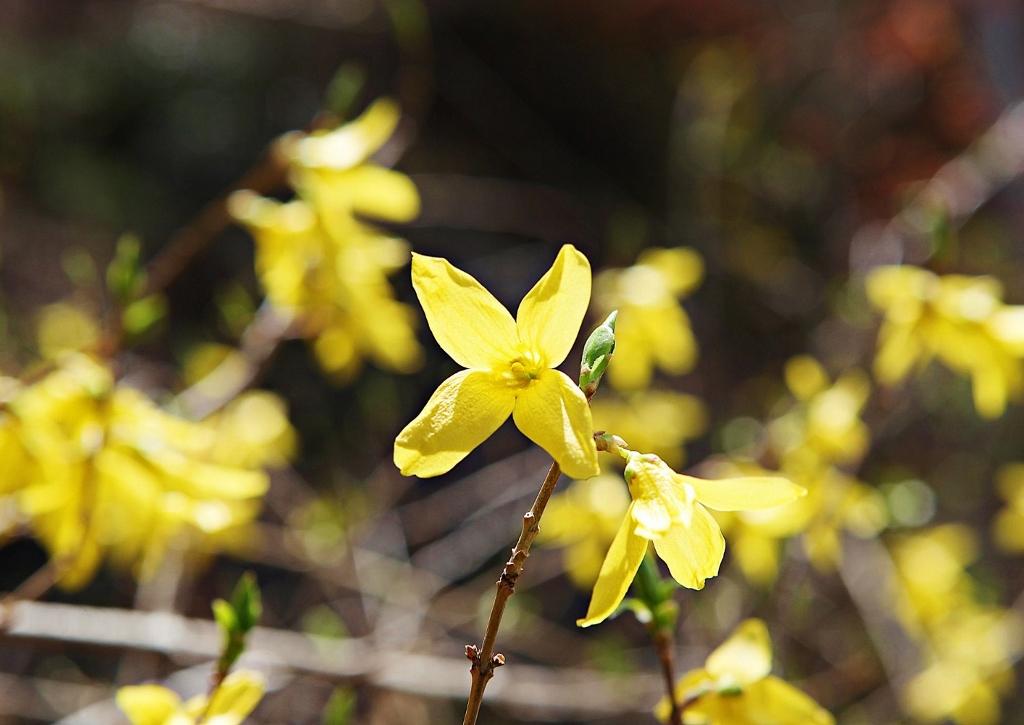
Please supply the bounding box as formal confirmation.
[579,310,617,396]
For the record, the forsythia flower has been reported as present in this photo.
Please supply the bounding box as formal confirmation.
[866,265,1024,418]
[116,670,264,725]
[590,390,707,469]
[537,474,630,588]
[714,357,885,584]
[593,247,702,391]
[230,99,422,381]
[394,245,600,480]
[891,525,1024,725]
[655,619,834,724]
[991,463,1024,553]
[1,355,280,587]
[578,452,802,626]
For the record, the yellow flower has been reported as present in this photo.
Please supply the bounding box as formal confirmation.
[4,355,272,587]
[992,463,1024,553]
[578,452,802,626]
[116,670,264,725]
[394,245,600,480]
[866,266,1024,418]
[230,99,422,381]
[890,525,1024,725]
[591,390,707,469]
[593,247,702,391]
[655,619,834,724]
[537,474,630,588]
[776,357,870,468]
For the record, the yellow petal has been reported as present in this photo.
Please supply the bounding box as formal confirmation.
[638,247,703,297]
[202,670,265,724]
[513,369,599,479]
[686,475,804,511]
[516,245,592,366]
[290,98,399,170]
[654,669,713,722]
[705,618,773,685]
[652,503,724,589]
[411,253,519,369]
[394,370,515,477]
[577,504,648,627]
[631,496,674,539]
[747,676,835,724]
[116,684,183,725]
[304,164,420,225]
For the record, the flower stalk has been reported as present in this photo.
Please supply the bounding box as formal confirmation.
[462,459,563,725]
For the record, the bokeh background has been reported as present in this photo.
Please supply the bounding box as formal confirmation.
[2,0,1024,723]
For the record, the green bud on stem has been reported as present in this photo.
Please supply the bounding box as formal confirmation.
[579,310,618,396]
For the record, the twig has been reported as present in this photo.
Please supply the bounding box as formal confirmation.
[1,600,660,717]
[0,560,62,628]
[141,142,290,298]
[653,633,682,725]
[461,460,562,725]
[174,303,297,419]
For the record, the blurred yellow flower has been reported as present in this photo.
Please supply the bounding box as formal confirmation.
[116,670,264,725]
[655,618,834,724]
[538,474,630,588]
[35,302,100,360]
[992,463,1024,553]
[2,355,281,587]
[394,245,600,480]
[775,357,870,468]
[891,525,1024,725]
[593,247,702,391]
[230,99,422,382]
[591,390,707,469]
[708,358,885,584]
[867,265,1024,418]
[578,452,802,626]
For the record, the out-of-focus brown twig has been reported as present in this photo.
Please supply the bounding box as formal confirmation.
[853,101,1024,270]
[1,600,660,718]
[174,303,299,419]
[141,141,291,299]
[653,631,682,725]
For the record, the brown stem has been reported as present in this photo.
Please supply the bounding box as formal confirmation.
[462,460,562,725]
[141,142,291,298]
[0,560,62,629]
[653,631,683,725]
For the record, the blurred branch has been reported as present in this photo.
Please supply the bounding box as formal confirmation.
[142,141,292,298]
[853,100,1024,269]
[836,535,921,698]
[174,303,298,419]
[2,600,660,718]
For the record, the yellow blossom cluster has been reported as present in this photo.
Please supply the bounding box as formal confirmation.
[592,247,703,391]
[117,670,264,725]
[890,525,1024,724]
[866,265,1024,418]
[656,618,833,724]
[0,354,292,588]
[713,356,887,584]
[230,99,422,382]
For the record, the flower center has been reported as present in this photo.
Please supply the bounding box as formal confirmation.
[501,350,545,388]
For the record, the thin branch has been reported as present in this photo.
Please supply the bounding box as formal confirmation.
[653,632,682,725]
[462,460,562,725]
[1,600,660,718]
